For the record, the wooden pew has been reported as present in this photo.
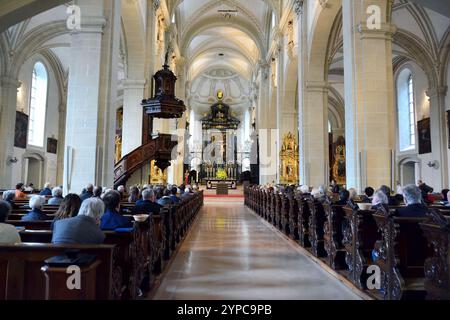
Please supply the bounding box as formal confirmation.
[306,198,327,257]
[17,223,154,300]
[296,195,312,248]
[420,209,450,300]
[288,195,299,240]
[343,206,381,289]
[7,220,53,230]
[372,209,431,300]
[0,243,120,300]
[322,201,347,269]
[280,193,290,235]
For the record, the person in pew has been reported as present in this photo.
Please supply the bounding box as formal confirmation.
[335,189,350,205]
[52,194,82,228]
[380,185,399,206]
[48,187,64,205]
[100,191,132,231]
[371,190,389,211]
[2,190,19,209]
[170,186,181,204]
[181,187,193,201]
[15,183,27,200]
[348,188,358,203]
[52,198,105,245]
[418,180,434,201]
[132,189,161,215]
[395,184,429,217]
[80,183,94,202]
[0,200,21,244]
[157,188,174,206]
[361,187,375,203]
[21,196,50,221]
[39,182,52,196]
[93,186,103,198]
[446,191,450,207]
[128,186,140,203]
[24,183,34,193]
[117,185,126,199]
[439,189,449,204]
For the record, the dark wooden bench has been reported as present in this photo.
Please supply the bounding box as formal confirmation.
[297,195,312,248]
[343,206,381,289]
[322,201,347,269]
[420,209,450,300]
[306,198,327,257]
[0,243,119,300]
[372,209,431,300]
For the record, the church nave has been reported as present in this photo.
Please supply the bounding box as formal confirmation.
[153,200,362,300]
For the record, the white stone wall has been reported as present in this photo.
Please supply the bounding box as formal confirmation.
[12,54,60,188]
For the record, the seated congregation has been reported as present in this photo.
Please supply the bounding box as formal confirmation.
[245,181,450,300]
[0,182,204,300]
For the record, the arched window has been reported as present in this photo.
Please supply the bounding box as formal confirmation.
[271,12,276,30]
[407,75,416,147]
[328,120,332,134]
[397,68,416,151]
[28,62,48,147]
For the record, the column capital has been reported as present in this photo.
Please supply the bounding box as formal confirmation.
[306,81,329,93]
[0,77,21,89]
[357,23,397,41]
[153,0,161,13]
[122,79,146,90]
[293,0,304,17]
[69,16,108,35]
[426,86,448,98]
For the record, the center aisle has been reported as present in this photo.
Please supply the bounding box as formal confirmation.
[153,197,362,300]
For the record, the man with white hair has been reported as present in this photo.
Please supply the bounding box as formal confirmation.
[117,185,125,199]
[39,182,52,196]
[395,184,428,217]
[132,189,161,215]
[80,183,94,202]
[52,198,106,244]
[181,186,193,201]
[371,190,389,211]
[299,185,310,194]
[48,187,63,205]
[21,196,49,221]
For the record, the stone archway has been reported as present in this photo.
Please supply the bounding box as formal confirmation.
[22,151,46,187]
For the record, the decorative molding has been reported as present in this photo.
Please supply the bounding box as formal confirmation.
[357,23,397,41]
[122,79,147,90]
[0,76,21,89]
[293,0,304,16]
[153,0,161,13]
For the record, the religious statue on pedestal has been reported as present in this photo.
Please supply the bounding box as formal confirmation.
[115,135,122,164]
[280,132,299,184]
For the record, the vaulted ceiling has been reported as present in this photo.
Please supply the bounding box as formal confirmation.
[173,0,272,115]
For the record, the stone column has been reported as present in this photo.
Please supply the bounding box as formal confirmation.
[426,86,448,190]
[257,62,277,185]
[122,79,146,155]
[295,0,306,185]
[0,77,21,189]
[56,98,67,185]
[63,0,121,193]
[304,81,330,187]
[342,0,396,191]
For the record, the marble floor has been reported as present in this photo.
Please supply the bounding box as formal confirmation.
[153,198,362,300]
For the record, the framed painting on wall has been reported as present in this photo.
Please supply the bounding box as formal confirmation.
[14,111,28,149]
[418,118,432,155]
[47,138,58,154]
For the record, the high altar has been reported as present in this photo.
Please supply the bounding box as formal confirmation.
[200,90,240,189]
